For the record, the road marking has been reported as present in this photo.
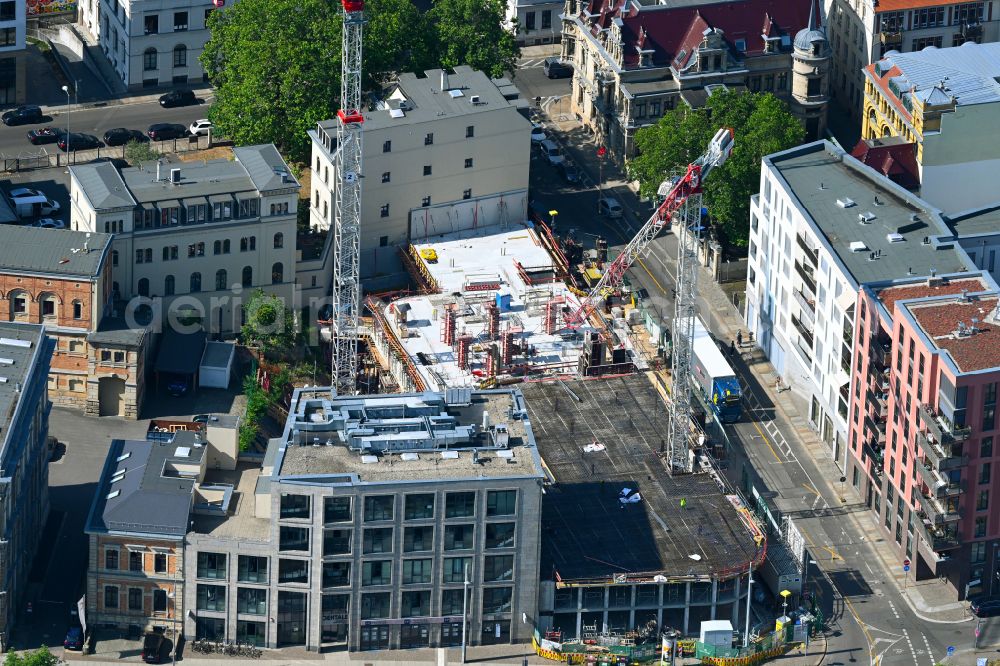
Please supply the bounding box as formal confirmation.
[902,629,920,664]
[921,633,934,666]
[636,257,665,294]
[887,600,900,620]
[518,58,546,68]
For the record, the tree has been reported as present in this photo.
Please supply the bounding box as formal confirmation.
[240,289,296,356]
[200,0,431,161]
[123,140,160,165]
[628,89,805,247]
[5,647,59,666]
[428,0,520,79]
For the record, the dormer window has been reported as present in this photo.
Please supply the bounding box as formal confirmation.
[735,38,747,52]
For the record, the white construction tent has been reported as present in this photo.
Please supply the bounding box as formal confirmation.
[199,341,235,389]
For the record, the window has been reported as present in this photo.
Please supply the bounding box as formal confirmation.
[444,524,474,550]
[362,560,391,586]
[237,620,265,647]
[213,240,222,255]
[324,497,351,522]
[403,526,433,552]
[277,558,309,584]
[188,242,205,257]
[541,9,552,29]
[105,548,119,570]
[164,275,175,296]
[279,526,310,552]
[197,584,226,612]
[423,165,432,176]
[155,553,167,573]
[322,561,350,587]
[364,495,394,521]
[271,262,284,284]
[173,44,187,67]
[405,494,434,520]
[280,494,311,519]
[215,269,228,291]
[73,301,83,319]
[976,516,988,538]
[981,463,992,485]
[424,133,434,145]
[129,551,143,572]
[465,158,473,169]
[463,189,472,200]
[197,552,225,579]
[144,14,158,34]
[487,490,516,516]
[143,47,157,70]
[401,591,430,617]
[104,585,118,609]
[190,272,202,293]
[483,555,514,582]
[525,11,535,30]
[237,587,267,615]
[274,232,284,249]
[379,235,388,247]
[482,587,512,614]
[402,559,432,584]
[0,27,13,47]
[466,125,475,138]
[153,589,167,613]
[443,557,469,583]
[446,492,475,518]
[383,140,391,153]
[421,196,431,207]
[238,555,268,583]
[912,36,943,50]
[242,266,252,288]
[380,204,390,218]
[486,522,515,549]
[41,297,55,317]
[137,278,149,297]
[983,437,994,459]
[361,592,390,619]
[363,528,393,554]
[173,11,188,30]
[0,2,14,21]
[128,588,143,611]
[112,250,119,266]
[324,528,351,555]
[163,245,178,261]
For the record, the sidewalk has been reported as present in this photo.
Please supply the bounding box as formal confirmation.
[536,107,974,625]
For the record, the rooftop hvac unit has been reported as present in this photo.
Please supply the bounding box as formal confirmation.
[170,168,181,184]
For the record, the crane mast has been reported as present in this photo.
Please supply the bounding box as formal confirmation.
[566,128,734,473]
[331,0,365,395]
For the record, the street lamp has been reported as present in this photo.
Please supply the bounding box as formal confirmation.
[61,84,71,151]
[743,569,753,648]
[461,562,470,664]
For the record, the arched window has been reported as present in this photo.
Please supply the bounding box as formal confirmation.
[213,240,222,255]
[242,266,252,288]
[72,300,83,319]
[164,275,175,296]
[271,262,283,284]
[240,237,248,252]
[40,293,58,318]
[274,232,283,249]
[249,236,256,251]
[143,47,157,71]
[138,278,149,297]
[215,269,228,291]
[172,44,187,68]
[190,272,202,293]
[223,239,230,254]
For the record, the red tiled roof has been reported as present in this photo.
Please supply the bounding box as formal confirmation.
[876,0,958,10]
[865,62,912,123]
[878,278,986,316]
[850,139,920,190]
[908,297,1000,373]
[580,0,814,68]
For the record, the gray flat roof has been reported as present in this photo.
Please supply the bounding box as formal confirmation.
[86,431,205,538]
[522,375,762,582]
[767,141,972,285]
[87,315,149,347]
[0,323,48,475]
[155,328,207,375]
[201,341,234,369]
[946,205,1000,238]
[874,41,1000,108]
[123,159,258,203]
[233,144,300,192]
[69,161,136,210]
[0,226,111,277]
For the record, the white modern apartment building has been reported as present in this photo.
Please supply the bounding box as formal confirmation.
[307,66,532,290]
[0,0,25,104]
[79,0,236,90]
[68,144,299,335]
[508,0,561,46]
[745,140,973,468]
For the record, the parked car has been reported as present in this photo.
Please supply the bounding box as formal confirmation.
[57,133,101,152]
[64,626,84,651]
[192,414,210,424]
[103,128,149,146]
[539,139,564,166]
[971,598,1000,618]
[167,377,189,397]
[158,90,197,108]
[9,187,44,199]
[141,632,165,663]
[2,105,43,126]
[560,162,581,185]
[188,119,213,136]
[530,123,547,143]
[27,127,65,145]
[598,196,624,218]
[147,123,188,141]
[33,218,66,229]
[543,57,573,79]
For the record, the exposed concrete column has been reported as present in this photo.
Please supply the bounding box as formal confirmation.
[575,588,583,638]
[602,587,609,632]
[656,583,664,630]
[733,575,742,626]
[682,582,691,636]
[710,578,719,620]
[628,584,636,629]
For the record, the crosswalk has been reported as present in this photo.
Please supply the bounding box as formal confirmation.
[518,57,548,68]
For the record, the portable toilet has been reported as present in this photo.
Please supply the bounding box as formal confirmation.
[699,620,734,650]
[496,291,512,312]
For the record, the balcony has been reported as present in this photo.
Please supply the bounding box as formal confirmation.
[961,22,983,40]
[918,404,972,444]
[866,389,888,419]
[871,342,892,370]
[868,365,889,392]
[793,288,816,317]
[915,517,961,554]
[794,260,817,295]
[917,431,968,472]
[916,461,965,499]
[863,440,884,478]
[916,487,961,525]
[880,30,902,46]
[796,233,819,266]
[791,313,814,348]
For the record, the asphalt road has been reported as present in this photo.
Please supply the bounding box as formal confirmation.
[0,98,211,158]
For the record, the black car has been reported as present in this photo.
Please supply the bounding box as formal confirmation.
[971,598,1000,618]
[158,90,197,108]
[64,626,84,651]
[141,632,165,664]
[2,104,43,126]
[543,57,573,79]
[57,133,102,152]
[103,128,149,147]
[27,127,66,145]
[560,162,581,185]
[147,123,188,141]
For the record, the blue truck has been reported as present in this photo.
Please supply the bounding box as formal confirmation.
[688,316,742,423]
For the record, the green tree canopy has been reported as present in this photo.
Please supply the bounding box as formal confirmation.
[428,0,519,78]
[241,289,296,355]
[5,647,59,666]
[628,89,805,247]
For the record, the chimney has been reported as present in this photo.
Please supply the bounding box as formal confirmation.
[441,70,449,91]
[156,160,162,182]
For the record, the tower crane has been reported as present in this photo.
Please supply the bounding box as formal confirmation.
[330,0,365,395]
[566,127,734,473]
